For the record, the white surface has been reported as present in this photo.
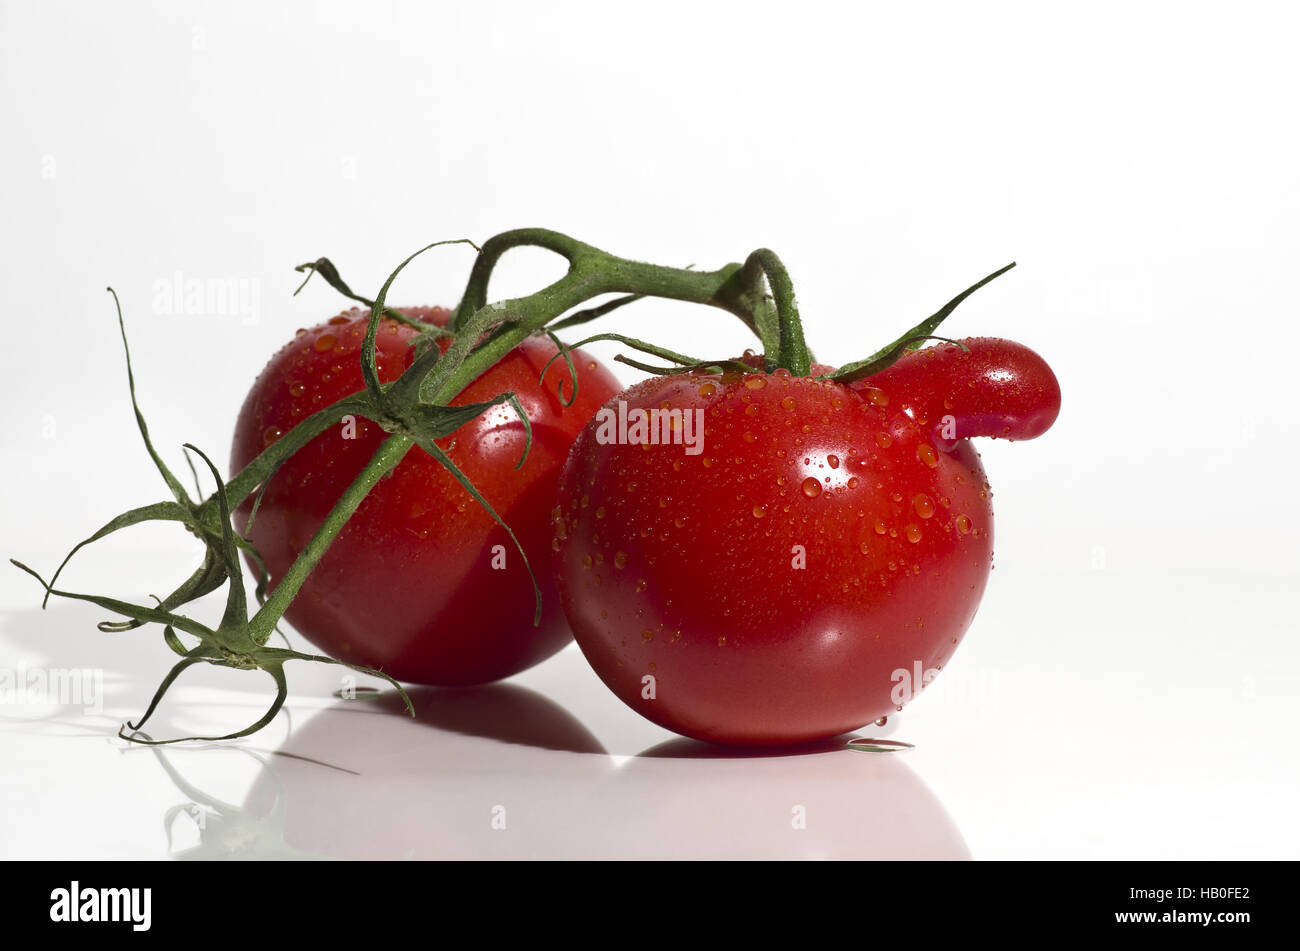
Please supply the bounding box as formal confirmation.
[2,1,1298,859]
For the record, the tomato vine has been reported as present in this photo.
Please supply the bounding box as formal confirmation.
[11,228,1014,743]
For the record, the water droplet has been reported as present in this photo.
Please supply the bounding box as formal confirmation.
[635,578,647,592]
[752,505,766,518]
[875,716,888,727]
[955,514,972,534]
[917,444,939,468]
[289,381,305,397]
[314,333,338,353]
[743,431,757,443]
[827,454,840,469]
[905,524,923,543]
[913,494,935,519]
[717,636,727,646]
[781,396,796,410]
[891,492,902,502]
[262,426,283,447]
[874,520,887,535]
[614,551,628,569]
[801,477,822,499]
[698,382,717,397]
[551,537,561,552]
[743,375,766,389]
[876,432,893,448]
[582,554,593,568]
[328,315,350,325]
[642,629,654,642]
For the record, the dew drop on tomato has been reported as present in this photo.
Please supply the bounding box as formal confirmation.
[801,477,822,499]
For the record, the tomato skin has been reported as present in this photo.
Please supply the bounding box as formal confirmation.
[230,307,620,685]
[864,337,1061,449]
[553,339,1055,745]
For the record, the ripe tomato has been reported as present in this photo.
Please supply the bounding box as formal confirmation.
[231,306,621,685]
[551,337,1059,744]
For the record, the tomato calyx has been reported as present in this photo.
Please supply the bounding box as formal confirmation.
[11,441,417,745]
[825,262,1017,384]
[540,331,756,383]
[293,254,460,341]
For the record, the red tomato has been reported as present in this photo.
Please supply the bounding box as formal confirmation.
[230,307,621,685]
[551,337,1059,745]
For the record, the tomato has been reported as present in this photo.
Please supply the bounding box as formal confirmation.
[230,306,621,685]
[551,337,1059,745]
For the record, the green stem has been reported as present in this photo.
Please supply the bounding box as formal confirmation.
[450,228,760,341]
[220,393,376,510]
[247,434,413,642]
[742,249,810,376]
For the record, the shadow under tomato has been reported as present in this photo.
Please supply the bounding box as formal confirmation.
[566,730,973,860]
[639,732,873,758]
[235,682,615,859]
[357,683,607,754]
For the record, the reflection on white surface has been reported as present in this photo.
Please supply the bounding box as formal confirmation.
[6,563,1299,859]
[215,686,970,860]
[149,744,321,860]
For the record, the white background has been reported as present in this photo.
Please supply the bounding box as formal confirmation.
[2,0,1297,859]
